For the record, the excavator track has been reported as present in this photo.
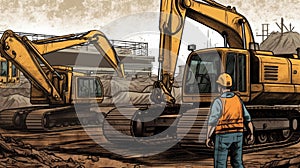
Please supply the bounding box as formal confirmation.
[0,105,102,132]
[102,106,186,157]
[25,106,77,131]
[103,107,138,144]
[103,104,300,154]
[177,108,209,152]
[0,109,27,130]
[103,106,179,146]
[177,106,300,154]
[0,106,46,130]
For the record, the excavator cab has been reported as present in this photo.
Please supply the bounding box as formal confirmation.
[30,66,104,105]
[73,75,104,104]
[182,48,250,104]
[184,50,220,94]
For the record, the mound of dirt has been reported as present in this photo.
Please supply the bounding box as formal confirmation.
[0,95,31,111]
[0,133,82,168]
[260,31,300,54]
[100,74,182,105]
[0,74,31,111]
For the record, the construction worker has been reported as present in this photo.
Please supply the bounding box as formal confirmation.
[206,73,254,168]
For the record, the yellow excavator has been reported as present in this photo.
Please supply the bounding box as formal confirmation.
[0,29,125,131]
[103,0,300,152]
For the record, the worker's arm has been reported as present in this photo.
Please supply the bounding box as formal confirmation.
[206,125,216,148]
[242,103,254,142]
[206,98,222,148]
[246,120,254,142]
[206,125,216,140]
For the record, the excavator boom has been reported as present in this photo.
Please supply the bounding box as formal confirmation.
[0,31,63,103]
[25,30,125,77]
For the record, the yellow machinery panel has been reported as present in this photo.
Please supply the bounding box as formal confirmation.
[258,55,291,84]
[290,59,300,85]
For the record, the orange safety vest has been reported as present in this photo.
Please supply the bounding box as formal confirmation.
[215,95,244,134]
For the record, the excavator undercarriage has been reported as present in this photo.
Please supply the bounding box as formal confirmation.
[103,104,300,153]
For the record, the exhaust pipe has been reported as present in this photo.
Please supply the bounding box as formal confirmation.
[238,19,246,49]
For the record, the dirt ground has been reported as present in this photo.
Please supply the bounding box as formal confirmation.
[0,131,136,168]
[1,75,300,168]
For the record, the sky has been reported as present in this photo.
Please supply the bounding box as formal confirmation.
[1,0,299,39]
[1,0,299,74]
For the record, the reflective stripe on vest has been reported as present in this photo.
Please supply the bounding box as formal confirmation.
[215,95,244,134]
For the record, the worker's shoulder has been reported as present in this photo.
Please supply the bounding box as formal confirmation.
[211,96,222,106]
[220,92,235,98]
[220,92,244,104]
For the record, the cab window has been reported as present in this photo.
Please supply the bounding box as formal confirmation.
[0,61,7,77]
[12,64,17,77]
[185,51,221,94]
[225,53,246,92]
[77,78,102,98]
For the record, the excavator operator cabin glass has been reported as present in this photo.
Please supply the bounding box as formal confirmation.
[185,51,221,94]
[0,61,7,76]
[12,64,17,77]
[225,53,246,92]
[77,78,102,98]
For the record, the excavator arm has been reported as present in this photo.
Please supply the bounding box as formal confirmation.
[185,0,254,48]
[153,0,255,104]
[0,30,125,104]
[25,30,125,77]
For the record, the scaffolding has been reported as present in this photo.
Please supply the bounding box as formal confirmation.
[256,18,296,42]
[110,40,148,56]
[256,24,270,42]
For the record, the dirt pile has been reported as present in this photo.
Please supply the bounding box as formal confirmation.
[0,76,31,111]
[260,31,300,54]
[100,74,182,105]
[0,133,82,168]
[0,95,31,111]
[262,155,300,168]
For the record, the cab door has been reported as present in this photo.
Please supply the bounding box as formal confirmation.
[225,50,250,102]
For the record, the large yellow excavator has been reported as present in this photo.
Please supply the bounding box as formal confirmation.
[0,29,125,131]
[103,0,300,152]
